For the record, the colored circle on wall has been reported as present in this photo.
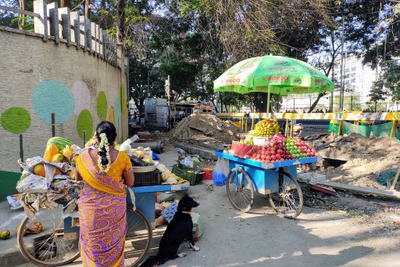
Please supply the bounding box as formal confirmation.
[121,86,128,116]
[97,91,108,121]
[114,96,122,131]
[1,107,31,134]
[77,109,93,140]
[108,106,115,124]
[71,81,91,115]
[32,80,74,123]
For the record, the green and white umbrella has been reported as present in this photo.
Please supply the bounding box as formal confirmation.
[213,55,335,114]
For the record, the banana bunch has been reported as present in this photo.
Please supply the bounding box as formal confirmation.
[161,172,188,184]
[158,164,188,184]
[249,118,280,137]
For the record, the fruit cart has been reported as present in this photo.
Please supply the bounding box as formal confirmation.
[215,150,319,219]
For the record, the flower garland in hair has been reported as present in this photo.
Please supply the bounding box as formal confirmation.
[98,133,111,174]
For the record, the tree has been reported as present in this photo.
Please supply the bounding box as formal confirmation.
[190,0,336,112]
[368,80,386,111]
[379,60,400,105]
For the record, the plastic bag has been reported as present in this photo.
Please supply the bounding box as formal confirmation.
[212,158,229,186]
[152,153,161,160]
[119,139,133,155]
[7,195,22,210]
[181,156,194,168]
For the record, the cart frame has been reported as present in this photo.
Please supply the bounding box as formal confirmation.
[215,151,319,219]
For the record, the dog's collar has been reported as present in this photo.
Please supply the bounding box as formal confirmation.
[180,211,191,214]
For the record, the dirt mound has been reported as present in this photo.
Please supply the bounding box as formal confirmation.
[305,133,400,191]
[169,113,244,151]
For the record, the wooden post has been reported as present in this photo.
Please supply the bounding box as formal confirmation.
[389,166,400,191]
[85,18,91,52]
[59,7,71,45]
[47,2,59,43]
[338,120,343,136]
[390,120,396,138]
[100,28,104,59]
[285,119,289,137]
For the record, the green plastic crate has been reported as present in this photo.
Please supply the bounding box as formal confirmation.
[172,164,203,185]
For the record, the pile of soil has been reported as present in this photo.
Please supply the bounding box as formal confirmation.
[169,113,244,151]
[305,133,400,190]
[303,133,400,227]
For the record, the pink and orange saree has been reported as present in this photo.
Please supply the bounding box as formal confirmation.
[77,149,132,267]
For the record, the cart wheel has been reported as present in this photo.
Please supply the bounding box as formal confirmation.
[268,170,303,219]
[124,208,152,267]
[226,167,254,212]
[17,205,80,267]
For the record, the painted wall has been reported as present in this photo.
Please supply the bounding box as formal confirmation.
[0,28,129,173]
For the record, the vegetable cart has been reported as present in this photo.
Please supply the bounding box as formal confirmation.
[215,150,319,219]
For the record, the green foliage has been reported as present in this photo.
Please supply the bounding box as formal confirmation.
[8,0,400,113]
[381,61,400,102]
[10,16,34,30]
[368,80,387,111]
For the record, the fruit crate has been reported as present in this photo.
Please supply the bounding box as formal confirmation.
[172,164,204,185]
[134,169,161,186]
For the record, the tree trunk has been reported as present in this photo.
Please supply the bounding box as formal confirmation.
[18,0,25,30]
[116,0,126,44]
[99,0,107,29]
[84,0,90,18]
[253,93,268,113]
[60,0,71,8]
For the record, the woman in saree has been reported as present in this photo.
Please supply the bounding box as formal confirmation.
[76,121,134,266]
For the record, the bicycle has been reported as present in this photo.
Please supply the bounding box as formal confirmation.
[17,188,152,267]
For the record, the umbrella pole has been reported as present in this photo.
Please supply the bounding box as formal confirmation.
[266,85,271,118]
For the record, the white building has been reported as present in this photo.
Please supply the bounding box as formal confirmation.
[281,54,379,112]
[334,54,378,111]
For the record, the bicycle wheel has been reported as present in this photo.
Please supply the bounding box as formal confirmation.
[226,167,254,212]
[124,208,152,267]
[17,205,80,267]
[268,170,303,219]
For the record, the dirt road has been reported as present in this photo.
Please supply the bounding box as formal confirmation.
[14,137,400,267]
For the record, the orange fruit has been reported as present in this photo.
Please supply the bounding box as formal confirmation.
[62,146,75,162]
[51,153,65,163]
[70,154,78,166]
[33,164,46,177]
[0,230,10,240]
[15,225,27,237]
[43,144,59,161]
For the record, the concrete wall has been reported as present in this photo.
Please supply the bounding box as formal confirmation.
[0,27,129,173]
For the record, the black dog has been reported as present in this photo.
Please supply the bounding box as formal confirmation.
[140,194,200,267]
